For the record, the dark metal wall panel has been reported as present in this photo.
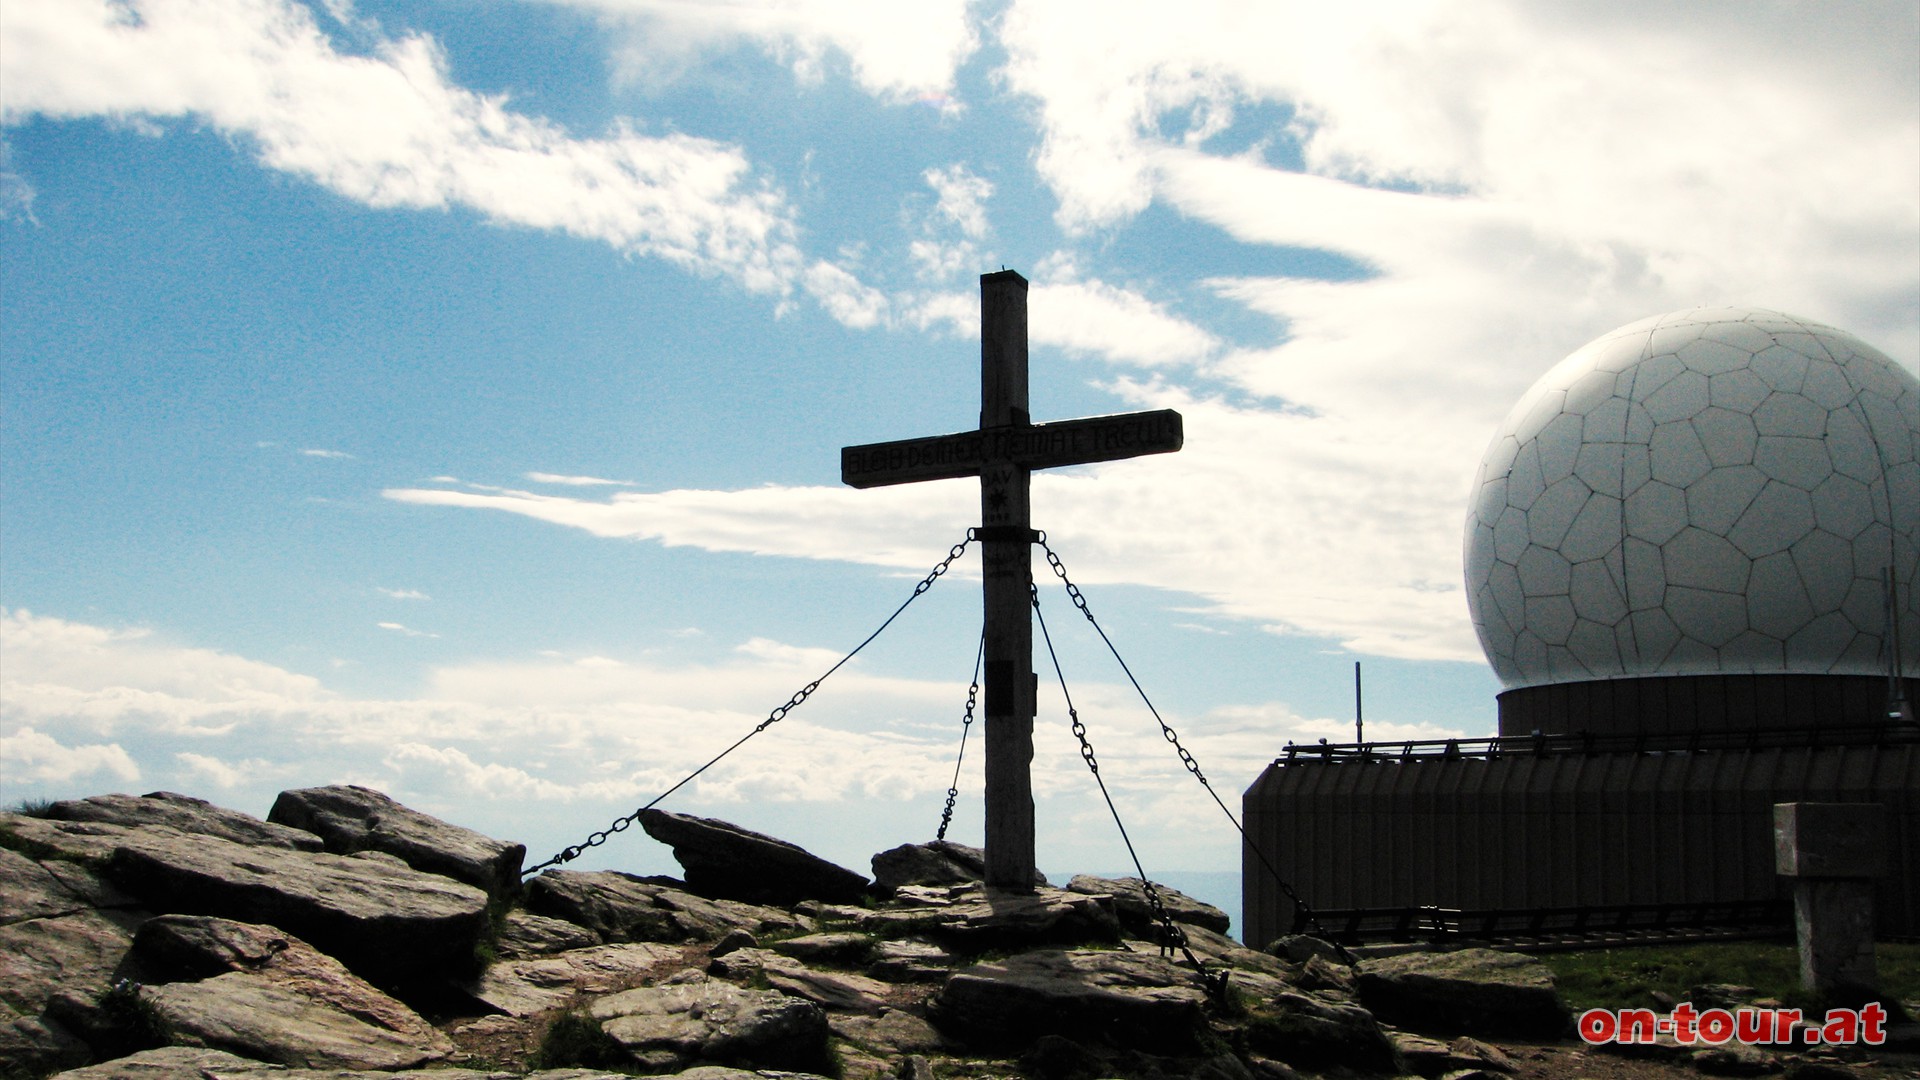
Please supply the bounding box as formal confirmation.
[1497,675,1914,737]
[1241,742,1919,946]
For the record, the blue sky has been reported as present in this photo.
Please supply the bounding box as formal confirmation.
[3,0,1917,895]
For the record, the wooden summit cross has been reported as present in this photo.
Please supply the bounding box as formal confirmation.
[840,270,1183,890]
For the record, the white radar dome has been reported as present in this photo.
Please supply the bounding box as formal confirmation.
[1465,307,1920,689]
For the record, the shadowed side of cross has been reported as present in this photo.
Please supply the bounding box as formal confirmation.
[840,270,1184,890]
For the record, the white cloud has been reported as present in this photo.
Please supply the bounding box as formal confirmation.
[0,727,140,785]
[174,750,282,790]
[377,621,438,639]
[300,448,354,459]
[377,587,430,600]
[536,0,978,104]
[525,472,634,487]
[0,608,1439,870]
[1030,276,1218,368]
[803,260,890,329]
[1,608,325,707]
[0,0,810,298]
[908,165,994,283]
[924,164,991,240]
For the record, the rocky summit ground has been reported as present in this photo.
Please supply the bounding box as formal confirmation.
[3,787,1915,1080]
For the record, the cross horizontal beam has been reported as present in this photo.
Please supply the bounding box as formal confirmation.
[841,408,1184,490]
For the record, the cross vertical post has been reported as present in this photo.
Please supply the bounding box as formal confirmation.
[839,268,1183,893]
[979,270,1037,890]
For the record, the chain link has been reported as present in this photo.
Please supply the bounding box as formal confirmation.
[1032,583,1231,1004]
[1037,535,1351,961]
[936,634,984,841]
[524,536,974,879]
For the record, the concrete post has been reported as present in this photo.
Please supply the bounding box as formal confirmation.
[1774,802,1884,1000]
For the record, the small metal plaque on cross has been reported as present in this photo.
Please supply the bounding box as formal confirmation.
[840,270,1184,890]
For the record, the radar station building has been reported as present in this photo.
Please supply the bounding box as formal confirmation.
[1243,308,1919,947]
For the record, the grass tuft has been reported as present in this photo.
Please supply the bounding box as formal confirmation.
[529,1010,633,1071]
[1544,940,1920,1012]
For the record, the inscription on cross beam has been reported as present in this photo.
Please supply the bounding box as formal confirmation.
[840,269,1183,890]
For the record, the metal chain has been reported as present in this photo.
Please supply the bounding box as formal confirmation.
[1037,534,1351,961]
[936,632,985,841]
[1032,583,1231,1004]
[524,535,974,878]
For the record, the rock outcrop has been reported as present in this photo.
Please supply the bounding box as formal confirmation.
[9,786,1833,1080]
[586,971,831,1073]
[1066,873,1233,936]
[638,809,869,906]
[103,826,490,984]
[128,916,454,1069]
[48,793,325,852]
[524,869,808,944]
[1356,947,1572,1039]
[268,786,524,904]
[927,947,1209,1053]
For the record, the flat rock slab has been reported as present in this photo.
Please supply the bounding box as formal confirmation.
[1356,947,1571,1039]
[830,1009,950,1058]
[102,825,488,983]
[499,909,603,957]
[459,942,685,1016]
[1066,875,1231,936]
[526,869,808,944]
[708,948,893,1015]
[143,972,450,1070]
[125,915,451,1069]
[588,972,830,1073]
[48,793,323,852]
[866,939,957,984]
[768,932,875,966]
[45,1045,673,1080]
[639,810,869,906]
[268,785,524,902]
[855,884,1122,949]
[1,813,143,863]
[1391,1032,1518,1076]
[928,947,1208,1054]
[1241,990,1400,1074]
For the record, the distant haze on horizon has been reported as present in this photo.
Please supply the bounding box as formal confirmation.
[3,0,1915,883]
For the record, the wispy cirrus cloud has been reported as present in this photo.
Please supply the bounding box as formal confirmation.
[525,472,634,487]
[0,0,810,298]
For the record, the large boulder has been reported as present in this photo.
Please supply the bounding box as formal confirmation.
[268,785,524,903]
[638,810,868,906]
[101,825,489,984]
[928,947,1210,1054]
[0,847,149,1074]
[1356,947,1572,1039]
[1241,990,1400,1074]
[47,793,323,852]
[126,915,453,1069]
[586,971,831,1073]
[871,841,1035,894]
[1066,875,1231,936]
[524,869,808,944]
